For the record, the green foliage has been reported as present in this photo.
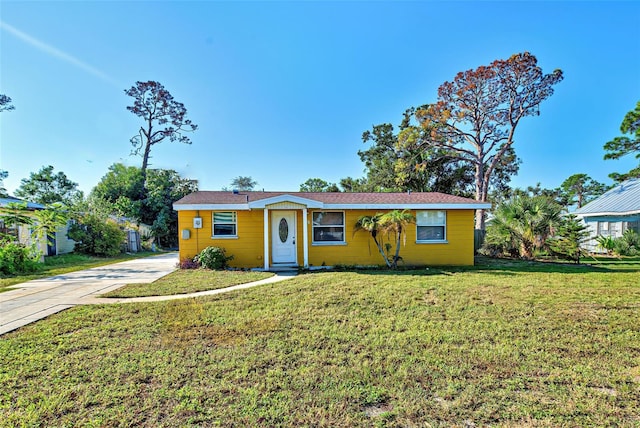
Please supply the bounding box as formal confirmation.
[91,164,198,248]
[299,178,339,192]
[196,246,233,270]
[1,260,639,426]
[417,52,563,229]
[357,114,479,195]
[558,173,608,208]
[14,165,83,205]
[229,176,257,191]
[613,230,640,256]
[0,201,33,232]
[91,163,145,218]
[0,239,39,275]
[604,100,640,181]
[354,210,415,268]
[67,214,126,257]
[596,235,617,256]
[0,170,8,198]
[379,209,415,268]
[103,269,273,298]
[548,214,590,263]
[338,176,369,192]
[354,214,390,267]
[31,203,69,246]
[481,195,563,259]
[0,93,14,112]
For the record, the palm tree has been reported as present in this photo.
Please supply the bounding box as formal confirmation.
[0,202,33,240]
[379,209,416,268]
[31,203,69,252]
[354,213,391,267]
[484,195,562,259]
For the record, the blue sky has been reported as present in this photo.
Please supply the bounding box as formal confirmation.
[1,1,639,196]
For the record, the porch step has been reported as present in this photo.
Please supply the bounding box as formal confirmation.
[267,266,299,273]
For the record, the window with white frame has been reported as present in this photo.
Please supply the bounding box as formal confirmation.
[312,211,345,243]
[597,221,610,236]
[212,212,237,237]
[416,210,446,242]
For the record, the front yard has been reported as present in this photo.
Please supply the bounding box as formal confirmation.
[1,258,639,426]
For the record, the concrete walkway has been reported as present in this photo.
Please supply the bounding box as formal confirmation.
[0,253,296,336]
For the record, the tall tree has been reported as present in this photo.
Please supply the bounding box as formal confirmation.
[91,163,144,219]
[559,173,607,208]
[358,111,476,195]
[604,100,640,181]
[230,176,257,191]
[0,95,14,197]
[91,163,197,247]
[339,177,369,192]
[0,94,14,112]
[0,170,8,198]
[14,165,82,205]
[416,52,563,229]
[300,178,339,192]
[142,169,198,247]
[125,81,198,179]
[357,107,519,196]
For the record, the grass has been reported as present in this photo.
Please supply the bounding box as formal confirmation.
[1,258,639,426]
[102,269,274,298]
[0,252,164,292]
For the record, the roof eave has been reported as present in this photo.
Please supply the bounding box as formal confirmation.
[575,209,640,218]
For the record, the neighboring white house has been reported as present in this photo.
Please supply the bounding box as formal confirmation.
[574,178,640,253]
[0,197,75,256]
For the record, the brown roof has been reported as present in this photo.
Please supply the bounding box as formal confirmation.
[174,191,486,206]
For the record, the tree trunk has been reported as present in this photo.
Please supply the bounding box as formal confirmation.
[372,236,392,268]
[474,161,487,230]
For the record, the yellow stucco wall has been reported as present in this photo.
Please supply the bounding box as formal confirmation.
[177,209,476,268]
[178,210,266,268]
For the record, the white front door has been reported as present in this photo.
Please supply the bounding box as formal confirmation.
[271,211,297,264]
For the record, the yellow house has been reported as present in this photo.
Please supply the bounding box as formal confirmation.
[173,191,491,269]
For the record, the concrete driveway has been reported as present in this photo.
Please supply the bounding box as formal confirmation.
[0,253,178,336]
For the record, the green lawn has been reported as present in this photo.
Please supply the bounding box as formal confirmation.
[102,269,274,298]
[0,252,165,292]
[1,258,639,426]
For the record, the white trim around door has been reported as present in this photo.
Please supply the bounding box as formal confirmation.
[271,211,297,265]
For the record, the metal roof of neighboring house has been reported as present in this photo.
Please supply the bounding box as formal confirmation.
[0,197,45,211]
[174,191,491,211]
[574,178,640,217]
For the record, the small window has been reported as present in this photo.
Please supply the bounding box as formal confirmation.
[312,211,345,243]
[0,219,18,239]
[212,212,237,237]
[417,210,446,242]
[625,221,639,233]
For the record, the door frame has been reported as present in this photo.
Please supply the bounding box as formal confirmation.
[270,210,297,265]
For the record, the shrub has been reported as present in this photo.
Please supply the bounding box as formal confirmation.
[614,230,640,256]
[179,257,200,269]
[195,246,233,270]
[596,235,617,256]
[0,240,40,275]
[67,215,126,257]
